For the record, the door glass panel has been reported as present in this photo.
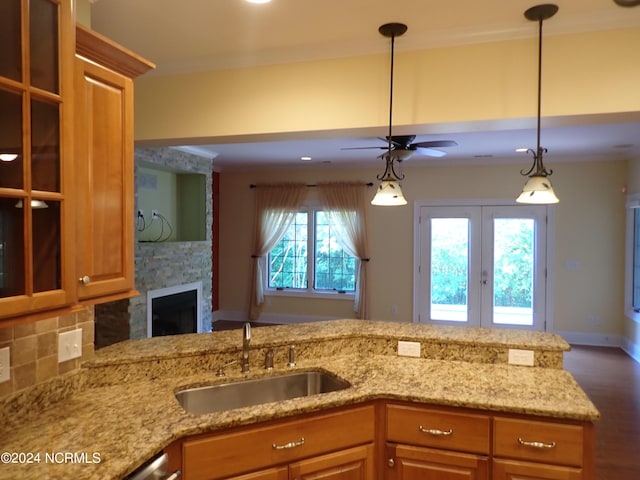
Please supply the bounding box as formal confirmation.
[492,218,535,326]
[0,89,24,189]
[31,98,60,192]
[32,199,60,292]
[0,0,22,81]
[430,218,469,322]
[30,0,59,93]
[0,197,26,297]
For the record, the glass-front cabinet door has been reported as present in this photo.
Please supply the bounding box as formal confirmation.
[0,0,74,320]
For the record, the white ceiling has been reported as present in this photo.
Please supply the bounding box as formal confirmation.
[90,0,640,171]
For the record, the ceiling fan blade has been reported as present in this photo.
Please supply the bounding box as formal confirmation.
[341,146,387,151]
[414,147,448,157]
[412,140,458,149]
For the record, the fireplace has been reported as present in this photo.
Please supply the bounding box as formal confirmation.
[147,281,203,337]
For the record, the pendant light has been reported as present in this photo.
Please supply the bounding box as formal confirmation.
[371,23,408,207]
[516,4,559,204]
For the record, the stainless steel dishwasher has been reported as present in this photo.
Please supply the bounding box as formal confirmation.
[125,452,181,480]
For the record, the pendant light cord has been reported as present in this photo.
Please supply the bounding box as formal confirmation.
[536,16,543,159]
[387,34,395,156]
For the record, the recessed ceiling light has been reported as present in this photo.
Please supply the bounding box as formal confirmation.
[515,148,529,153]
[300,156,312,161]
[245,0,271,3]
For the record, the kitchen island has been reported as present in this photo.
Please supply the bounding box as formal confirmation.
[0,320,599,479]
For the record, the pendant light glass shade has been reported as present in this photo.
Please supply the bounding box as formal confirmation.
[371,180,407,206]
[516,174,559,204]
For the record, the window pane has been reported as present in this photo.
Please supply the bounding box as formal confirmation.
[430,218,468,321]
[268,212,307,289]
[493,218,534,326]
[32,199,60,292]
[0,197,25,297]
[0,89,24,189]
[30,0,59,93]
[633,209,640,310]
[31,98,60,192]
[314,211,356,292]
[0,0,21,81]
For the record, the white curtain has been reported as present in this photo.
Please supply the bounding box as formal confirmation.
[249,183,306,320]
[317,182,370,319]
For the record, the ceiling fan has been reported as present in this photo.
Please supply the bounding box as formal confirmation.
[343,134,458,160]
[343,23,458,161]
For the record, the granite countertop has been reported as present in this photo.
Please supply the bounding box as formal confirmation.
[0,320,599,480]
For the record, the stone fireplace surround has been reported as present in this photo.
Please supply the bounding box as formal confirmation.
[95,147,213,348]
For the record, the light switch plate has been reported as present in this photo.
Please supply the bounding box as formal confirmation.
[58,328,83,363]
[508,348,535,366]
[0,347,10,383]
[398,340,421,357]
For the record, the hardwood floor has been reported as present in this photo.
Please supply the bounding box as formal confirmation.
[564,346,640,480]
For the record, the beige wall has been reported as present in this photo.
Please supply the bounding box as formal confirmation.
[219,159,628,338]
[134,28,640,144]
[75,0,92,27]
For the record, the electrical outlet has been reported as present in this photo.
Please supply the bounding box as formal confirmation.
[398,340,421,357]
[137,209,144,218]
[151,209,159,218]
[58,329,83,363]
[0,347,10,383]
[508,348,535,366]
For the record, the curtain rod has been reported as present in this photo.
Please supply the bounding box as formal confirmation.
[250,182,373,188]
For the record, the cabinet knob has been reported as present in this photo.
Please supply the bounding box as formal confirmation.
[387,458,395,468]
[79,275,91,285]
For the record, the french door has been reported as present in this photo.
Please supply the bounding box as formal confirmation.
[416,204,548,330]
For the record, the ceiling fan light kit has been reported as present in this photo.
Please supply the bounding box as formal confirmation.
[516,3,560,205]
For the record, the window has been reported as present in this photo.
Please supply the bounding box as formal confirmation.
[626,194,640,319]
[267,208,357,294]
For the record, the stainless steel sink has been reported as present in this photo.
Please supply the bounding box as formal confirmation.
[175,371,350,415]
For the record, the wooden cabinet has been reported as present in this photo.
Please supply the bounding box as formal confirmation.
[178,404,375,480]
[385,404,490,480]
[0,0,76,321]
[0,18,153,323]
[166,402,593,480]
[289,444,374,480]
[385,444,489,480]
[74,25,154,302]
[383,403,594,480]
[492,416,593,480]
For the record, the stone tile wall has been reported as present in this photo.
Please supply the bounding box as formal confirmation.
[95,147,214,347]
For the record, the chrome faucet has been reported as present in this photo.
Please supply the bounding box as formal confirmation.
[242,322,251,373]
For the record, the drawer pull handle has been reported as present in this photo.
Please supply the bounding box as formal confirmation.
[518,437,557,449]
[272,437,305,450]
[419,426,453,436]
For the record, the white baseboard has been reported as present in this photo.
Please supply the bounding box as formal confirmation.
[212,310,338,325]
[553,330,623,347]
[621,337,640,363]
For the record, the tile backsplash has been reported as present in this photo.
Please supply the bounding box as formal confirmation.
[0,307,95,398]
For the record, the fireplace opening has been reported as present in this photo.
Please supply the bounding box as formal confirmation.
[147,282,203,337]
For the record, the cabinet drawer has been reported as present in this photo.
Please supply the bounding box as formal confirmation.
[493,417,584,467]
[182,405,375,480]
[386,404,490,455]
[493,459,583,479]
